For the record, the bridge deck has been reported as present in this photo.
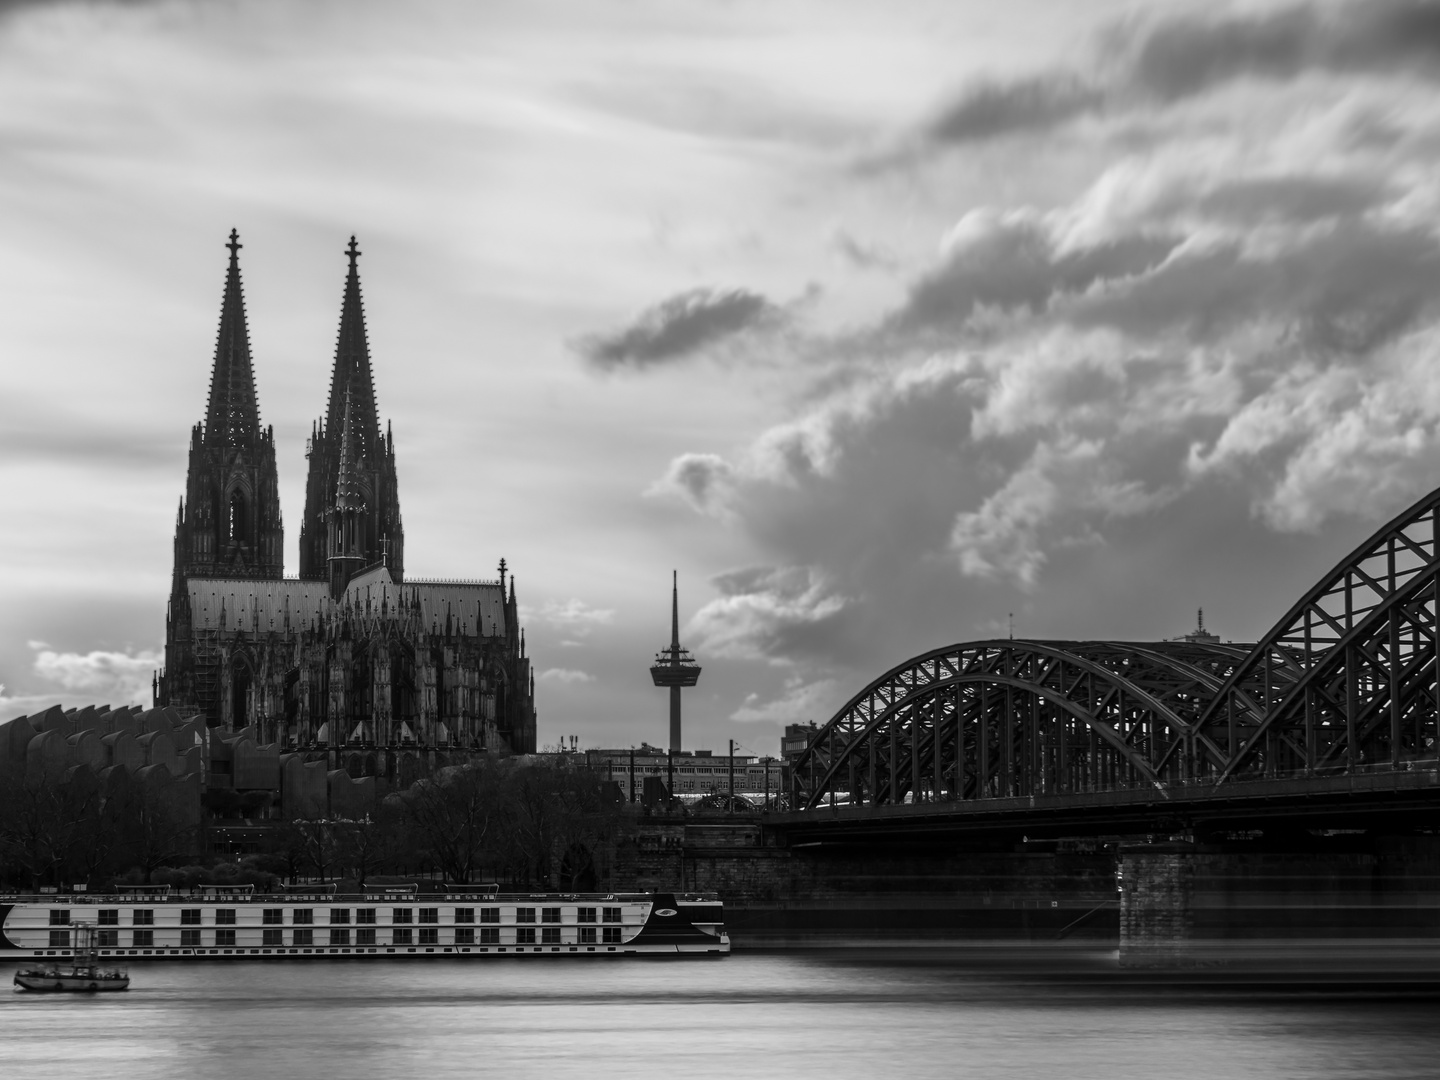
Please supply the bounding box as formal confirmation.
[771,767,1440,841]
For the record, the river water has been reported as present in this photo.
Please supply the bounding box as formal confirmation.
[4,950,1439,1079]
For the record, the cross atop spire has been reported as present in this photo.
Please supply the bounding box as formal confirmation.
[227,228,242,261]
[346,235,360,269]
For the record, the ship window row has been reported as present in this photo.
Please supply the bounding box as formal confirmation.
[65,906,632,927]
[575,907,623,923]
[72,927,626,948]
[179,909,238,925]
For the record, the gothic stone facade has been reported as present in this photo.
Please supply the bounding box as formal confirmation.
[157,232,537,773]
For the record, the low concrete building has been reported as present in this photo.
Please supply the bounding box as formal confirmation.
[583,746,786,804]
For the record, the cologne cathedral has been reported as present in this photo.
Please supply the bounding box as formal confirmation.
[156,232,537,776]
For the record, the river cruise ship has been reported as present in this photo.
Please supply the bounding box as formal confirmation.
[0,884,728,961]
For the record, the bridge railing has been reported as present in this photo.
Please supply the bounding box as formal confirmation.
[793,757,1440,812]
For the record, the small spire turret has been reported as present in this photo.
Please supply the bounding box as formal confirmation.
[327,389,368,599]
[333,389,367,512]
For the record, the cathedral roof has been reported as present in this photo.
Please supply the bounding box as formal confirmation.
[184,574,510,637]
[323,236,382,464]
[347,563,393,591]
[204,229,262,448]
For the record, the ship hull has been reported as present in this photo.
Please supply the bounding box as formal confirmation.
[14,973,130,992]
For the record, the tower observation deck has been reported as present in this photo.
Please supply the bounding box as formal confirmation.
[650,571,701,752]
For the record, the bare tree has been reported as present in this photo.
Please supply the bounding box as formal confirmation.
[334,804,404,887]
[398,764,505,884]
[113,778,199,885]
[263,817,310,883]
[501,759,622,889]
[0,766,119,889]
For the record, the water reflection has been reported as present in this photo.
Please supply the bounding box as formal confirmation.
[4,951,1438,1079]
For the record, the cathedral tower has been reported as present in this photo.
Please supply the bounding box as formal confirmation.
[299,236,404,582]
[171,230,284,585]
[160,232,534,757]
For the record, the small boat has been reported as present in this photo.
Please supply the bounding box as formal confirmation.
[14,923,129,993]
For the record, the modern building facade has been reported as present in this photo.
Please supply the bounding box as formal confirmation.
[157,232,536,773]
[781,722,819,764]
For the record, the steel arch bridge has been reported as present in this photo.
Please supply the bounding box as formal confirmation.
[790,484,1440,814]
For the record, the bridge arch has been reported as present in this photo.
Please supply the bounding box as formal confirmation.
[792,640,1231,810]
[794,483,1440,811]
[1192,485,1440,780]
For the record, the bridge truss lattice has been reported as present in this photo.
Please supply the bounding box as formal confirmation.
[792,487,1440,810]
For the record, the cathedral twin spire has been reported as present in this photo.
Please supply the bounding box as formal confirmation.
[175,230,404,588]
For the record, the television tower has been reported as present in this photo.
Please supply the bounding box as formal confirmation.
[650,571,701,752]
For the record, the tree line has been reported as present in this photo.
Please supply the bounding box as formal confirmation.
[0,756,624,892]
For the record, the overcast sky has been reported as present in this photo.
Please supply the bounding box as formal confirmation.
[5,0,1440,756]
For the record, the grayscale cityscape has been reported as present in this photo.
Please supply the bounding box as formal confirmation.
[5,1,1440,1077]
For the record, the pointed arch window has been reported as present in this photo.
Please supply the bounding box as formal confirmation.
[232,665,252,727]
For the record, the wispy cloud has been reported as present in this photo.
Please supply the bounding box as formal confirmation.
[529,598,616,635]
[537,667,595,685]
[831,229,897,272]
[10,640,159,712]
[731,675,840,724]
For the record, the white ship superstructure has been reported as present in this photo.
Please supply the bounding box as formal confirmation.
[0,885,728,960]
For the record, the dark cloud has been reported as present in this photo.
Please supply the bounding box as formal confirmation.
[923,0,1440,146]
[1124,0,1440,100]
[574,287,786,370]
[1067,220,1440,353]
[873,170,1422,350]
[886,212,1179,336]
[1191,174,1388,224]
[0,0,154,18]
[650,452,734,513]
[926,75,1105,144]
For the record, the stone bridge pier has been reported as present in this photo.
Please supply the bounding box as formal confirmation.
[1118,842,1195,967]
[1118,836,1440,968]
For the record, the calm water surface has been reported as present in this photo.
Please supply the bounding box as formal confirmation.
[4,951,1439,1079]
